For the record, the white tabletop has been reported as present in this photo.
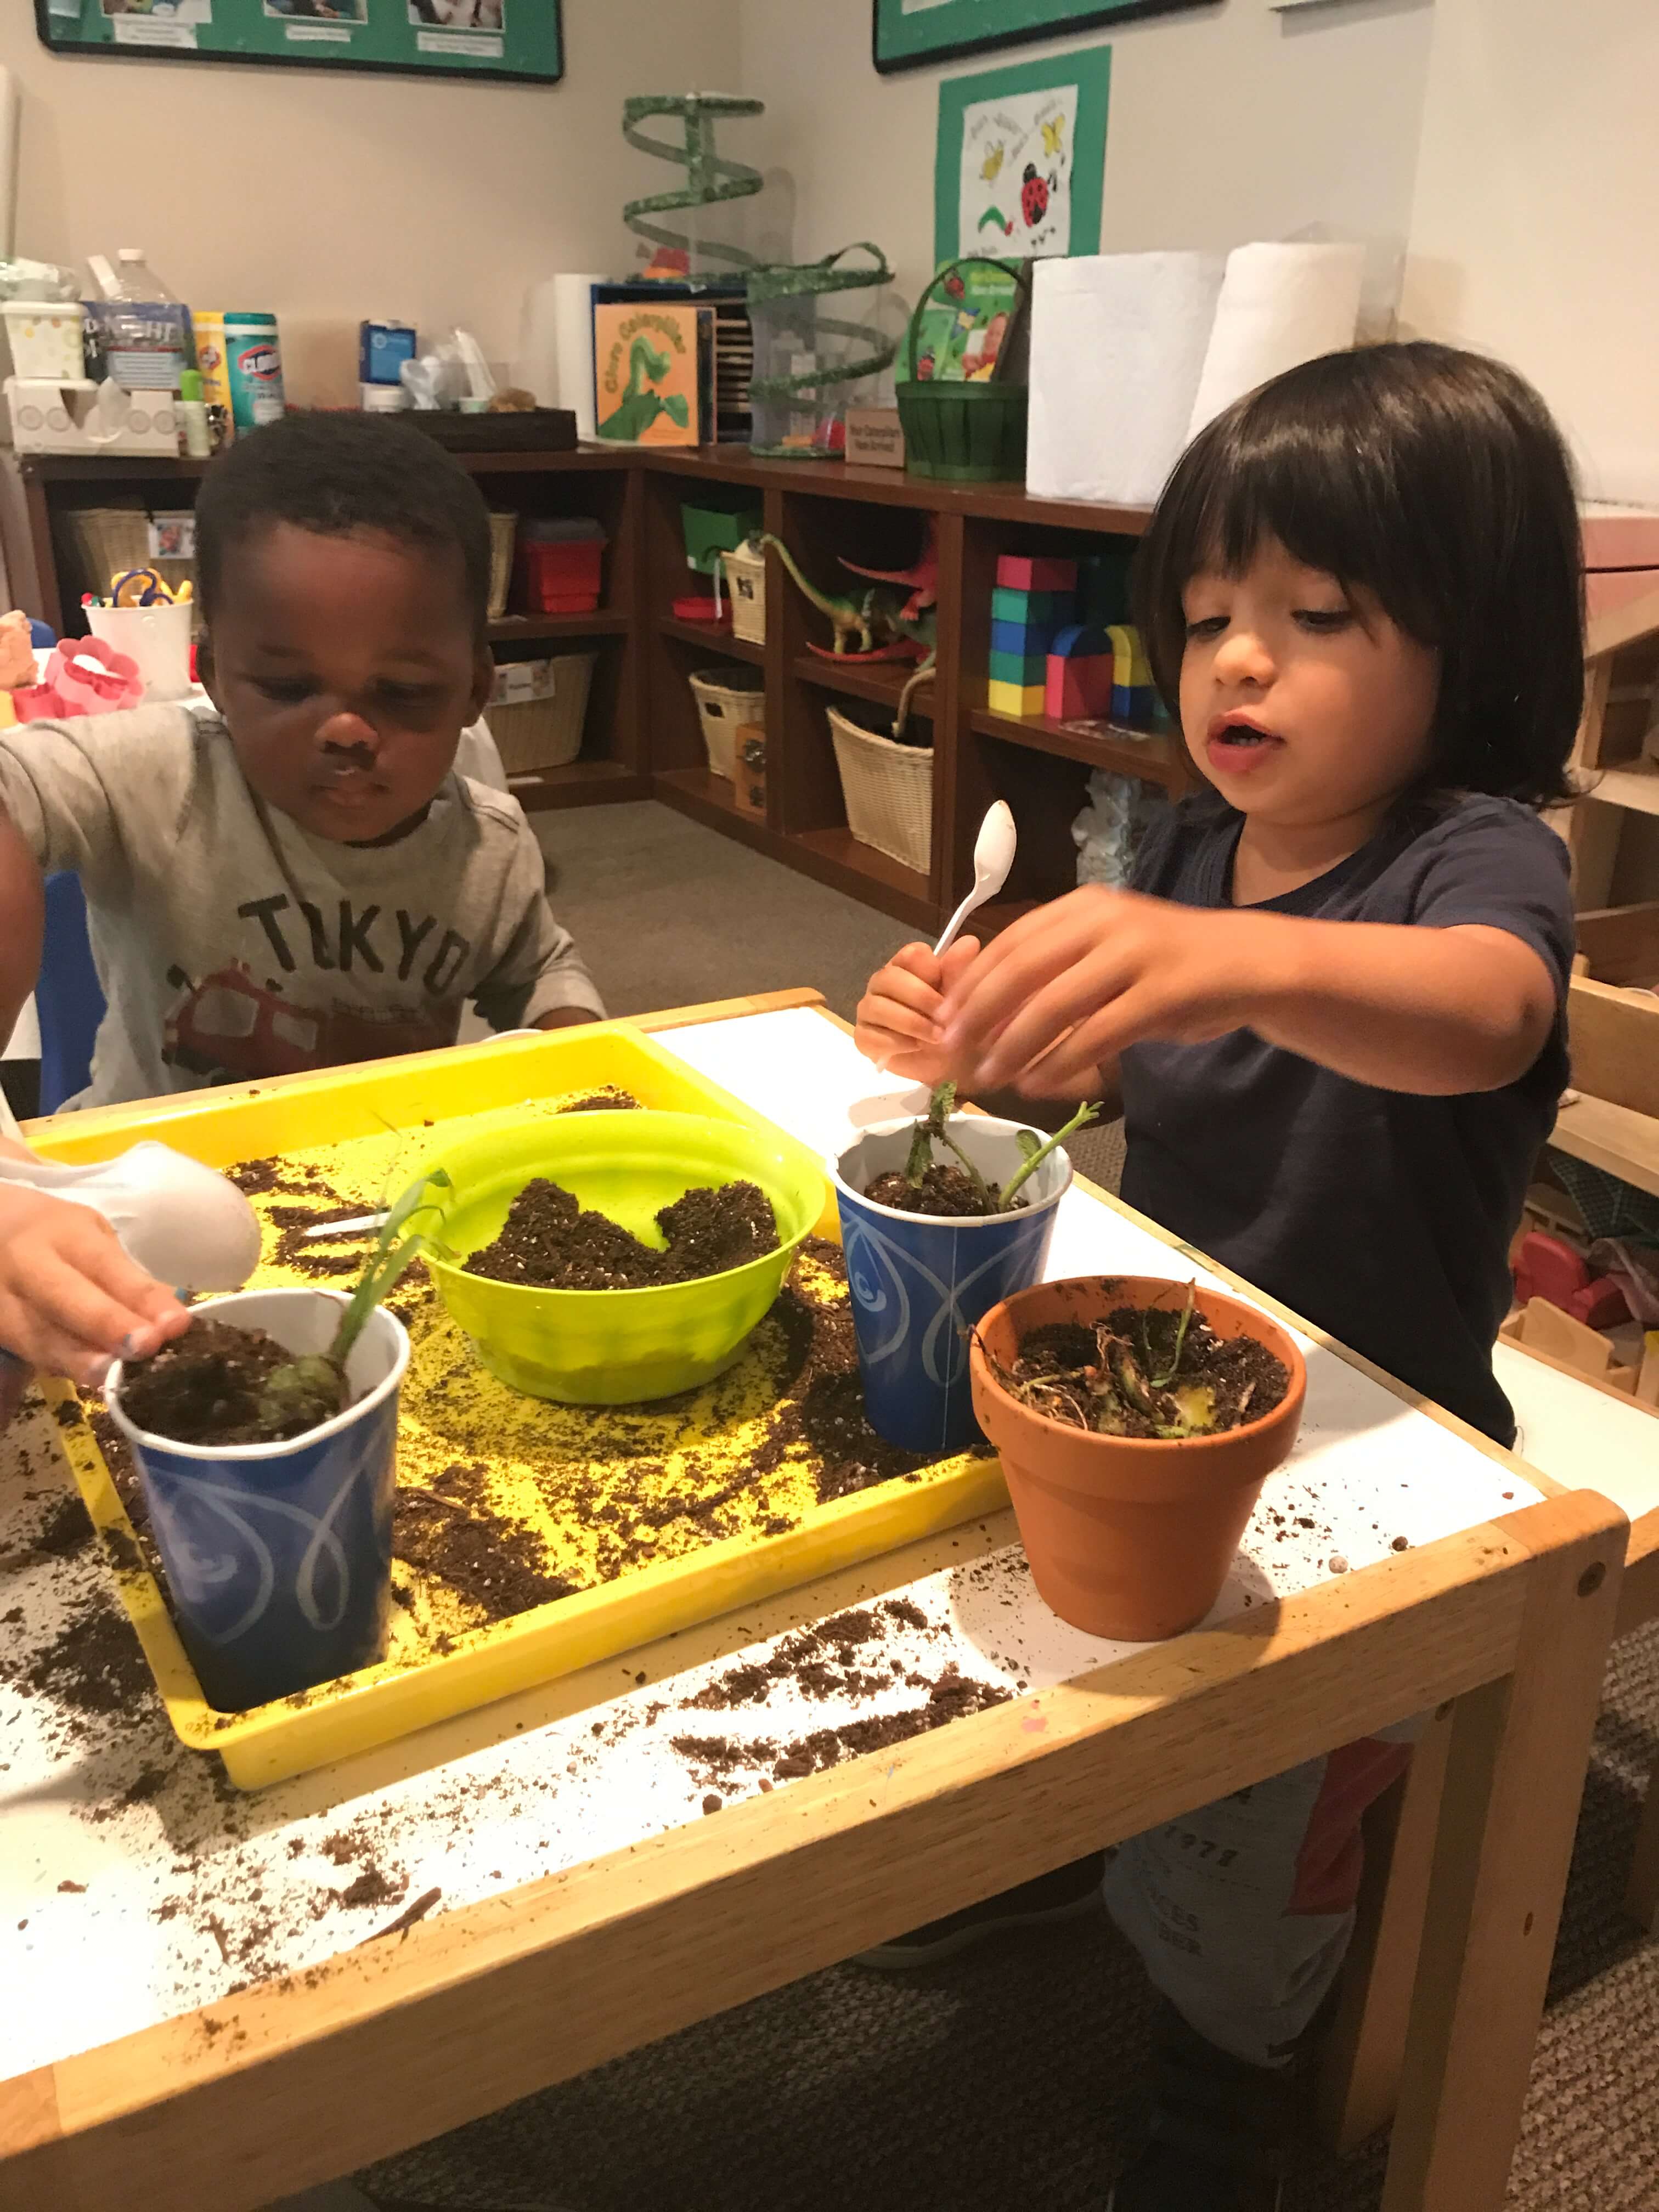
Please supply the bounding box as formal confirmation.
[0,1005,1608,2082]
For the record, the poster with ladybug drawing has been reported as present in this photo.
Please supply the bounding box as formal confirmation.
[934,46,1110,268]
[959,82,1076,257]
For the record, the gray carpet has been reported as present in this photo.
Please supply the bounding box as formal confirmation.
[351,801,1659,2211]
[534,802,906,1029]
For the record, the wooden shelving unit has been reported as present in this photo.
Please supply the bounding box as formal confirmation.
[1,439,1182,930]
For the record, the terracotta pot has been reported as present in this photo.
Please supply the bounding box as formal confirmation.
[969,1276,1306,1643]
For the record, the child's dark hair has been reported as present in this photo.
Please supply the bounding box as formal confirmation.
[1133,342,1584,809]
[195,410,493,638]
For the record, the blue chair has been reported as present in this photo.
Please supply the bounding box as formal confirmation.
[38,873,105,1114]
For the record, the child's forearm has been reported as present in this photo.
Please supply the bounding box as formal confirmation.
[0,806,43,1046]
[1245,917,1558,1094]
[945,888,1557,1099]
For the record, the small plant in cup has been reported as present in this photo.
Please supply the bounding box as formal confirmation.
[864,1082,1098,1220]
[120,1173,450,1448]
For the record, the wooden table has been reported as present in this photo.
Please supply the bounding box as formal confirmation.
[0,994,1634,2212]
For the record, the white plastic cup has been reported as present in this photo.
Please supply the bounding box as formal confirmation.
[1,300,86,382]
[85,600,194,702]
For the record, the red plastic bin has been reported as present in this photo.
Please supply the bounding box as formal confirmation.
[517,539,604,614]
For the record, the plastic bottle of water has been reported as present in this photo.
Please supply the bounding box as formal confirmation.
[88,249,191,393]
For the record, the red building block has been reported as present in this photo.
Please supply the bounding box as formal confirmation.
[998,554,1078,594]
[1045,622,1115,719]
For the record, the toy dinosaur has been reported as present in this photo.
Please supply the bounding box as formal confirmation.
[597,335,691,443]
[840,517,939,625]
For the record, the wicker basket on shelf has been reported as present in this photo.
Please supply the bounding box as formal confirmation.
[487,514,517,621]
[720,542,766,644]
[688,667,766,781]
[484,651,597,777]
[826,703,934,874]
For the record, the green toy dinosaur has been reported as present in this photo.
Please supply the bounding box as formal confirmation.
[757,533,904,654]
[597,335,691,443]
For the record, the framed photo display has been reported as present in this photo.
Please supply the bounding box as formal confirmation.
[934,46,1110,266]
[876,0,1212,75]
[36,1,561,86]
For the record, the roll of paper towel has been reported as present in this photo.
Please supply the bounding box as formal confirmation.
[1028,253,1227,508]
[512,272,605,435]
[1187,243,1366,438]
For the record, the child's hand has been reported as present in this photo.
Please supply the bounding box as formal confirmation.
[0,1188,190,1390]
[939,888,1257,1095]
[855,938,981,1084]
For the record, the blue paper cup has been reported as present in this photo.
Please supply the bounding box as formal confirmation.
[108,1289,410,1713]
[832,1116,1073,1456]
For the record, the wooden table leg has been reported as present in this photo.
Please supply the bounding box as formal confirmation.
[1380,1494,1626,2211]
[1318,1704,1454,2154]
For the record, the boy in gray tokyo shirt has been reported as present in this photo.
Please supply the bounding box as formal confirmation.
[0,410,602,1389]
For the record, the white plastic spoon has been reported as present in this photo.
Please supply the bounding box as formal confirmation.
[933,800,1017,959]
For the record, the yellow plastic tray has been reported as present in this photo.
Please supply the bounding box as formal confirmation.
[40,1024,1007,1787]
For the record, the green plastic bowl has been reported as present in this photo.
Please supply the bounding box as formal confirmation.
[416,1112,827,1404]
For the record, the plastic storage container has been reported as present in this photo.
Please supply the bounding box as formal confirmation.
[1,300,85,381]
[516,518,606,613]
[224,311,286,431]
[689,667,765,780]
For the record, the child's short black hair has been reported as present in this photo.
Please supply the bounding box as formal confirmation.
[1133,342,1585,809]
[195,409,493,639]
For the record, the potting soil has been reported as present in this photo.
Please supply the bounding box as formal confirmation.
[67,1084,938,1671]
[865,1164,1021,1218]
[1011,1307,1290,1438]
[119,1321,344,1447]
[463,1175,778,1290]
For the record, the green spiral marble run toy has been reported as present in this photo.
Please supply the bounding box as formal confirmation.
[622,92,766,276]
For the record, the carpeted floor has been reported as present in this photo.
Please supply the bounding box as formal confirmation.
[355,802,1654,2211]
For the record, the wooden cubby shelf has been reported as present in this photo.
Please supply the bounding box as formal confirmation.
[969,706,1187,789]
[3,441,1175,933]
[658,617,765,663]
[488,611,630,645]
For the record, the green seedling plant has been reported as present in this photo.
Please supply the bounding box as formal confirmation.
[901,1082,1098,1213]
[255,1170,453,1434]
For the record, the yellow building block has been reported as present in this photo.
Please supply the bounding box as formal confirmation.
[987,678,1046,718]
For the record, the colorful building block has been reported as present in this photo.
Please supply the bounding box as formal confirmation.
[1045,623,1116,720]
[991,616,1059,656]
[986,678,1046,719]
[997,553,1078,594]
[990,646,1049,686]
[1108,623,1159,725]
[991,585,1074,628]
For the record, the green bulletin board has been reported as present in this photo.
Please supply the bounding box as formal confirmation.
[36,1,561,86]
[876,0,1210,74]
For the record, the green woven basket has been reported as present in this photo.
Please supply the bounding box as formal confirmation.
[896,257,1030,484]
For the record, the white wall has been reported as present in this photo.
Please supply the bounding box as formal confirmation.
[738,0,1434,307]
[1,3,741,404]
[1402,0,1659,505]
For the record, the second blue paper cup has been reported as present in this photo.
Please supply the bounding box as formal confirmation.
[832,1115,1072,1457]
